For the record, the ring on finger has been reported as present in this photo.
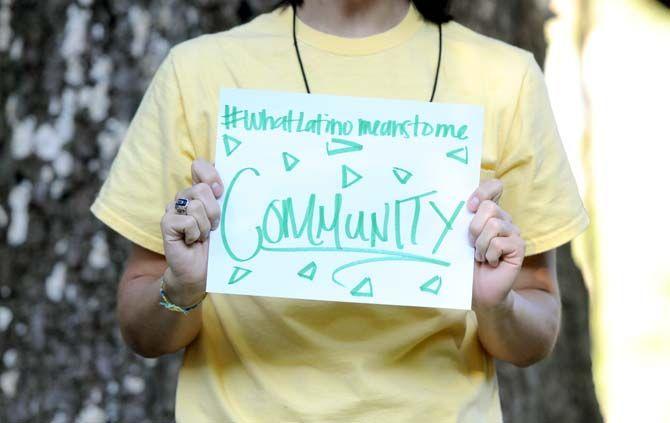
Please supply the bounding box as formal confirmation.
[175,198,190,215]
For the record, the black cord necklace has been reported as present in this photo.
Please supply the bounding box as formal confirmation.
[291,3,443,102]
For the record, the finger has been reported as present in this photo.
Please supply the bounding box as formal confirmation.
[171,199,210,241]
[469,200,511,244]
[192,158,224,198]
[474,218,519,263]
[176,183,221,230]
[161,213,201,245]
[484,235,525,267]
[468,179,503,212]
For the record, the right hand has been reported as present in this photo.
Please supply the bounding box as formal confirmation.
[160,159,224,304]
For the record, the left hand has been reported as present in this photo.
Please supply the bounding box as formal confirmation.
[468,179,525,311]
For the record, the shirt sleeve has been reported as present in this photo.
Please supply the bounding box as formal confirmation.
[496,55,589,256]
[90,50,196,254]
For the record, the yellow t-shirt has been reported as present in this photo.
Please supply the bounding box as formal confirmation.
[91,4,588,422]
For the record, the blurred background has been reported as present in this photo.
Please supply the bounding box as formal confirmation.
[0,0,668,422]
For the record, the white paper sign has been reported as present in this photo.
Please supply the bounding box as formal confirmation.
[207,89,483,310]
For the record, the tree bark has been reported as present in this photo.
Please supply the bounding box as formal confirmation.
[0,1,601,422]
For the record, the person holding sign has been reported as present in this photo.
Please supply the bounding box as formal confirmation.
[91,0,588,421]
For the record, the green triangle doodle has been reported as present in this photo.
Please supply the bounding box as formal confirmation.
[350,277,373,297]
[222,134,242,157]
[282,152,300,172]
[420,275,442,295]
[297,261,317,281]
[392,167,413,184]
[341,165,363,189]
[446,146,468,164]
[327,138,363,156]
[228,266,252,285]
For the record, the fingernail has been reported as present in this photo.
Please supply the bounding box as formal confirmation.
[469,196,480,209]
[211,219,220,231]
[212,182,222,198]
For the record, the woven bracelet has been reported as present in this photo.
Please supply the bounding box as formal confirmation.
[159,277,207,315]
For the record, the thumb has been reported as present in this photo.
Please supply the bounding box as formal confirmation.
[191,158,224,198]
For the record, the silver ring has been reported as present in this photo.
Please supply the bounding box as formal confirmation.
[175,198,189,215]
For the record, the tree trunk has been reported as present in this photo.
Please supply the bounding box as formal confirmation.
[0,1,601,421]
[449,1,602,421]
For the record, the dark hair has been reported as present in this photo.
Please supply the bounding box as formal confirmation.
[276,0,453,24]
